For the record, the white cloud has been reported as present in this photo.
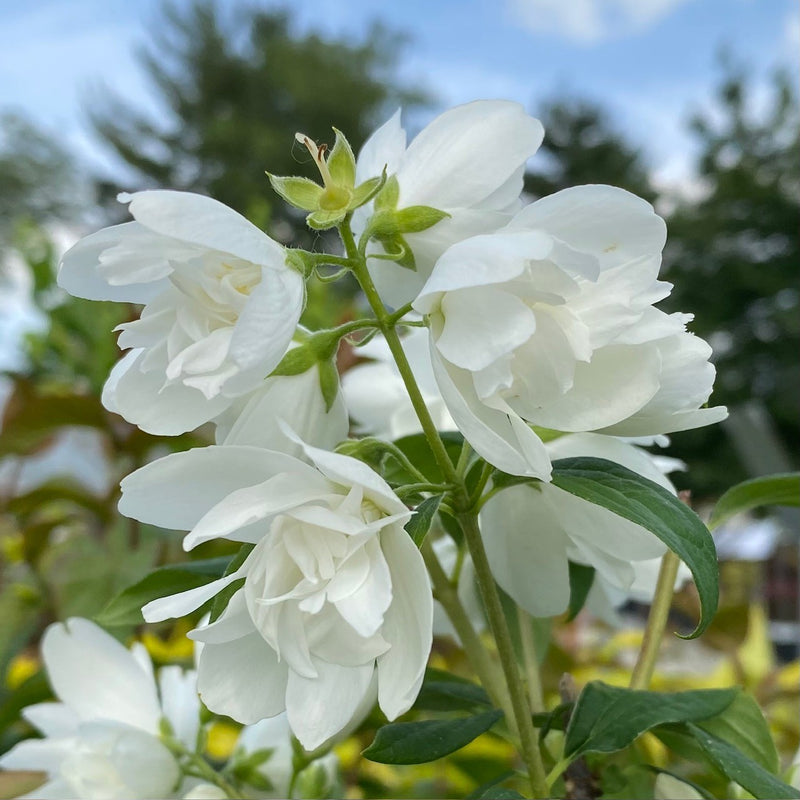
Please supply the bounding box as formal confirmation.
[508,0,695,43]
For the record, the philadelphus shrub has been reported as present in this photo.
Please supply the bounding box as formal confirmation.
[13,97,771,800]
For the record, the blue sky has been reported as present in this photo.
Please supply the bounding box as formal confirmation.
[0,0,797,194]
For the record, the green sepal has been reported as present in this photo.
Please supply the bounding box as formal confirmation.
[209,544,254,622]
[349,169,387,209]
[326,127,356,188]
[394,205,450,233]
[404,495,443,547]
[376,233,416,271]
[318,358,340,412]
[270,345,318,377]
[374,174,400,210]
[307,208,347,230]
[268,174,323,211]
[285,248,317,279]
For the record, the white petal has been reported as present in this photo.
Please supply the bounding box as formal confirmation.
[510,185,666,273]
[189,589,253,644]
[376,525,433,720]
[124,191,286,267]
[0,738,70,772]
[430,345,552,479]
[413,230,552,314]
[287,430,410,517]
[437,286,536,370]
[197,631,288,725]
[21,703,78,738]
[159,667,201,751]
[355,108,406,184]
[42,618,161,732]
[481,485,571,617]
[286,660,374,750]
[183,470,330,550]
[57,222,172,303]
[399,100,544,209]
[219,366,348,453]
[142,565,249,622]
[228,266,304,372]
[103,349,231,435]
[521,344,662,432]
[119,445,308,531]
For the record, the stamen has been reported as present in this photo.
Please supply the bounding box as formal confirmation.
[295,131,333,187]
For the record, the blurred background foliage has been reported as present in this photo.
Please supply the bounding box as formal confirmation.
[0,1,797,797]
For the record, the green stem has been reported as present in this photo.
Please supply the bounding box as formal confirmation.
[457,512,550,798]
[629,550,681,690]
[421,539,510,713]
[163,733,241,798]
[518,609,545,713]
[545,757,571,790]
[395,482,453,499]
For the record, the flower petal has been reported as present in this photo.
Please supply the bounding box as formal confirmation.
[197,630,288,725]
[123,191,286,267]
[480,485,571,617]
[42,618,161,733]
[376,525,433,720]
[286,659,374,750]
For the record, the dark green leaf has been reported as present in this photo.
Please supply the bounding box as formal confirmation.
[414,673,492,712]
[709,473,800,530]
[95,557,230,627]
[563,681,737,760]
[566,562,595,622]
[684,723,799,799]
[532,702,572,737]
[551,457,718,638]
[0,671,50,734]
[390,432,463,485]
[405,495,443,547]
[466,772,516,799]
[363,709,504,765]
[696,691,779,774]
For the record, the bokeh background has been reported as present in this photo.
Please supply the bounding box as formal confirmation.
[0,1,798,797]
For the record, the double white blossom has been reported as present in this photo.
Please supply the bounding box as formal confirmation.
[414,184,727,478]
[0,618,198,800]
[58,191,304,434]
[119,437,432,750]
[353,100,545,307]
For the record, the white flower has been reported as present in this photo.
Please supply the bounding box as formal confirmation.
[414,184,728,478]
[353,100,545,308]
[58,191,305,435]
[119,439,432,751]
[236,713,340,798]
[0,618,199,800]
[480,433,685,618]
[342,329,454,440]
[214,363,348,456]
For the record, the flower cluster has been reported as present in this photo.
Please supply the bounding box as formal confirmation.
[16,99,727,773]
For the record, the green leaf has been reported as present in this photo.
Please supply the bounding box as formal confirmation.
[95,558,230,627]
[209,544,254,622]
[404,495,443,547]
[684,723,799,799]
[363,709,503,765]
[414,671,492,712]
[696,691,779,773]
[466,772,516,799]
[708,473,800,530]
[551,457,718,638]
[267,174,323,210]
[566,562,595,622]
[326,128,356,188]
[563,681,738,761]
[390,432,463,485]
[374,174,399,210]
[532,702,572,737]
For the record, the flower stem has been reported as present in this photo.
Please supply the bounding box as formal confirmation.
[518,609,545,713]
[457,512,550,798]
[629,550,681,690]
[421,539,510,712]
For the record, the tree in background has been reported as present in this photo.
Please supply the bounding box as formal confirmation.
[660,62,800,493]
[525,97,655,201]
[89,0,430,240]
